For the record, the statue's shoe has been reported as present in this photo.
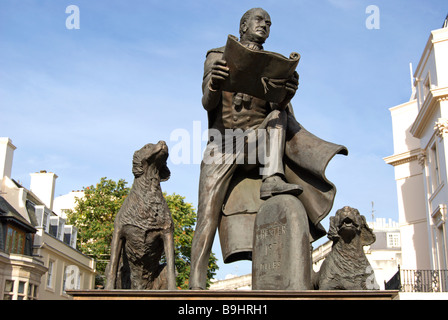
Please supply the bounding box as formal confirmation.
[260,180,303,200]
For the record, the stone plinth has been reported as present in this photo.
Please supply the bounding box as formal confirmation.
[252,195,311,290]
[66,289,398,300]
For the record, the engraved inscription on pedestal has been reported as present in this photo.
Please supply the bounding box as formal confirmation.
[255,222,285,279]
[252,195,311,290]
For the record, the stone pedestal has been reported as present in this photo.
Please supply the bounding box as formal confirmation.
[252,195,311,290]
[66,289,399,300]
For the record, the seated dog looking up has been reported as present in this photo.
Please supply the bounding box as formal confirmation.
[105,141,176,290]
[315,206,378,290]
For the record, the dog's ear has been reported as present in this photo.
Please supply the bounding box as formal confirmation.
[360,215,376,246]
[327,216,339,242]
[132,149,145,178]
[159,163,171,182]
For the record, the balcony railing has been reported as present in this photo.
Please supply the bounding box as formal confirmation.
[385,266,448,292]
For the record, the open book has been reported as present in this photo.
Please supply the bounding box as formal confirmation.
[222,34,300,103]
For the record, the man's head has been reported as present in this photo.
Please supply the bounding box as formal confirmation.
[239,8,271,44]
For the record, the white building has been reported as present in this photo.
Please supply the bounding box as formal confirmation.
[0,137,96,299]
[384,18,448,274]
[53,190,84,219]
[209,274,252,290]
[365,218,401,288]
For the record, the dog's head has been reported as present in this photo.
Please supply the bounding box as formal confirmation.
[132,140,170,181]
[327,206,375,245]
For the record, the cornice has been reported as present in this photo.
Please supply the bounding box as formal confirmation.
[410,87,448,138]
[414,33,433,79]
[431,204,446,228]
[414,27,448,79]
[383,149,421,167]
[388,99,417,113]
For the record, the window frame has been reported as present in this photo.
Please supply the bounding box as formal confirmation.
[5,224,26,255]
[46,259,55,289]
[429,141,442,194]
[387,232,401,248]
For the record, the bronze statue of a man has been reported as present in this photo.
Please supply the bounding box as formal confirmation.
[189,8,347,289]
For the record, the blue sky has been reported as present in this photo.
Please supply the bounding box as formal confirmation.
[1,0,447,280]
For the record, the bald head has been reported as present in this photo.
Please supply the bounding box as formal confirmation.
[239,8,271,44]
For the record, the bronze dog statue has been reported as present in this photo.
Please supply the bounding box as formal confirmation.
[105,141,176,290]
[315,206,378,290]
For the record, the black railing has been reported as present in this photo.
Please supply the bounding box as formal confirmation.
[384,265,401,291]
[385,266,448,292]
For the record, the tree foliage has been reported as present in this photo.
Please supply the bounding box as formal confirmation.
[65,177,129,285]
[65,177,218,289]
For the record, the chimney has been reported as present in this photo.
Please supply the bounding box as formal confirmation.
[0,137,16,179]
[30,170,58,210]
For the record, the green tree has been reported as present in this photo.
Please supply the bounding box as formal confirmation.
[65,177,129,285]
[65,177,218,289]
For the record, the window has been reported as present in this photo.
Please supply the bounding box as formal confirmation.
[3,280,39,300]
[17,281,26,300]
[3,280,14,300]
[432,205,448,270]
[27,283,38,300]
[46,260,54,288]
[5,225,26,254]
[78,272,82,290]
[33,285,39,300]
[429,142,441,193]
[387,233,401,248]
[62,266,68,294]
[43,210,49,232]
[423,76,431,102]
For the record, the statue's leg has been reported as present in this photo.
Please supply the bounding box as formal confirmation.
[122,225,146,290]
[189,161,237,289]
[259,109,287,178]
[105,223,122,289]
[162,229,177,290]
[258,110,302,199]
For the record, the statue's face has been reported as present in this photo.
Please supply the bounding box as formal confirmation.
[241,8,271,44]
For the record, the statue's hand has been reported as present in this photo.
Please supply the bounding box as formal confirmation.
[277,71,299,110]
[285,71,299,98]
[209,59,229,91]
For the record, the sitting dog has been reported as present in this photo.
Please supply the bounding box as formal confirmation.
[315,206,378,290]
[105,141,176,290]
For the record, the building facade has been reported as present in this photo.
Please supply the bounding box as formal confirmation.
[384,21,448,272]
[0,195,47,300]
[209,274,252,290]
[53,190,84,219]
[0,137,96,299]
